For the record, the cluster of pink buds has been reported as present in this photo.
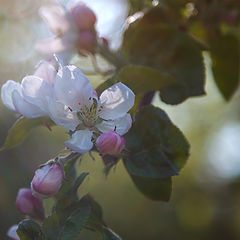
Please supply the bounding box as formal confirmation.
[70,3,97,53]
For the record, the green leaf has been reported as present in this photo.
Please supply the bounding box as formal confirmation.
[103,226,121,240]
[59,197,91,240]
[209,33,239,100]
[124,105,190,179]
[17,219,42,240]
[97,66,174,95]
[72,172,89,193]
[1,117,55,151]
[130,175,172,201]
[42,213,60,240]
[122,8,205,104]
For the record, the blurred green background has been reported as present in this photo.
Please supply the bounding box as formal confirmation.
[1,0,240,239]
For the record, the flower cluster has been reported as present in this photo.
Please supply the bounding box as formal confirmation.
[3,2,135,239]
[1,58,134,154]
[36,2,97,62]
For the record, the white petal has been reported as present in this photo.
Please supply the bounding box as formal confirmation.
[65,130,93,153]
[54,65,94,110]
[12,90,46,118]
[48,101,79,131]
[99,82,135,120]
[1,80,21,111]
[96,113,132,135]
[21,75,52,112]
[34,60,57,86]
[7,225,20,240]
[39,5,74,36]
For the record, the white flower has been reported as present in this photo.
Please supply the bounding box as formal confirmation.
[1,61,56,118]
[53,63,135,153]
[1,58,135,154]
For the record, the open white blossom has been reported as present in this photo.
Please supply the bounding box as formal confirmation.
[1,60,56,118]
[1,58,135,154]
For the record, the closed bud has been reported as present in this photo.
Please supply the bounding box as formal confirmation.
[16,188,44,220]
[77,31,96,53]
[96,130,126,155]
[31,162,64,199]
[70,3,97,31]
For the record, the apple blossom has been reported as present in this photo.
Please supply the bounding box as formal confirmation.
[52,63,135,154]
[1,58,134,155]
[1,60,56,118]
[96,130,126,155]
[31,161,64,199]
[36,3,97,61]
[7,225,20,240]
[16,188,44,220]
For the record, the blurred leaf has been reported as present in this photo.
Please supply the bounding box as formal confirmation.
[209,33,239,100]
[1,117,55,151]
[17,219,42,240]
[128,0,152,14]
[122,7,205,104]
[97,65,174,95]
[42,213,60,240]
[124,105,190,179]
[59,197,91,240]
[130,175,172,201]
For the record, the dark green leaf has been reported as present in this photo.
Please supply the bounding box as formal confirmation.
[130,175,172,201]
[210,33,239,100]
[124,105,190,179]
[59,197,91,240]
[1,117,54,151]
[17,219,42,240]
[122,8,205,104]
[42,213,60,240]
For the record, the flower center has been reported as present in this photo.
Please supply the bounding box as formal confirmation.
[77,98,103,128]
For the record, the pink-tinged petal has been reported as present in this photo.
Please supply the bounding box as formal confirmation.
[39,5,74,36]
[34,61,57,86]
[1,80,21,111]
[96,113,132,135]
[54,65,94,110]
[35,36,75,58]
[7,225,20,240]
[99,82,135,120]
[21,75,52,112]
[48,101,79,131]
[65,130,93,154]
[12,90,46,118]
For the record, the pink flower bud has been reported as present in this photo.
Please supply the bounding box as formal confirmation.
[96,131,126,155]
[7,225,19,240]
[77,31,96,52]
[16,188,44,220]
[70,3,96,31]
[31,162,64,199]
